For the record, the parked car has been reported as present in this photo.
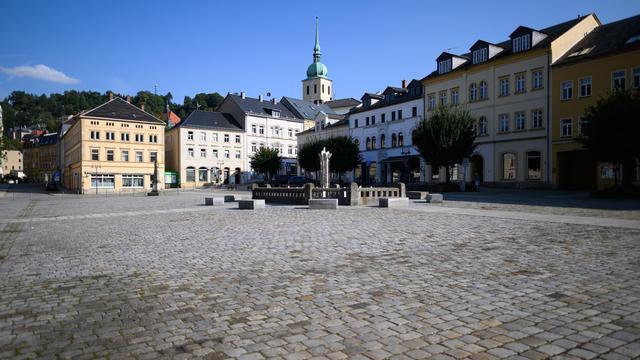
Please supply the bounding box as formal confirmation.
[45,182,57,191]
[288,176,317,187]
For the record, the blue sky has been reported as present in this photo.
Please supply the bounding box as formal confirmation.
[1,0,638,103]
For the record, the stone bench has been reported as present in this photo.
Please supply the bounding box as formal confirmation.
[205,197,224,206]
[224,195,238,202]
[379,197,410,208]
[309,198,338,209]
[238,199,265,209]
[427,193,444,203]
[406,191,429,200]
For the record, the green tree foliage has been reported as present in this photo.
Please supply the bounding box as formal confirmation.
[250,147,282,183]
[580,90,640,188]
[412,106,477,183]
[297,137,361,177]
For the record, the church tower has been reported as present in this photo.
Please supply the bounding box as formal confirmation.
[302,18,333,105]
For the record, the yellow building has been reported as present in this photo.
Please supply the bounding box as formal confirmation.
[421,15,600,187]
[1,150,23,178]
[22,133,58,183]
[62,97,166,193]
[551,14,640,190]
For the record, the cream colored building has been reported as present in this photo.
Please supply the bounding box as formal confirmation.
[1,150,23,178]
[421,14,600,187]
[62,97,165,193]
[165,110,245,187]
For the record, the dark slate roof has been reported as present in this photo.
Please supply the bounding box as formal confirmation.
[421,15,593,81]
[82,98,165,124]
[280,97,334,120]
[348,94,422,115]
[38,133,58,146]
[554,14,640,66]
[177,110,243,131]
[228,94,301,120]
[296,118,349,136]
[325,98,361,108]
[361,93,384,101]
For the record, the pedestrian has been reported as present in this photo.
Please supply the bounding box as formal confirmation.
[473,173,480,192]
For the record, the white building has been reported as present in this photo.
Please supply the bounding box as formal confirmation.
[348,80,425,185]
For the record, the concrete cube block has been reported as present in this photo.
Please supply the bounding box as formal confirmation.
[407,191,429,200]
[224,195,237,202]
[379,197,410,208]
[309,198,338,209]
[238,199,265,209]
[427,193,444,203]
[205,197,224,206]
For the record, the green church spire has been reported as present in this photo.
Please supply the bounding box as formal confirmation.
[314,17,321,61]
[306,17,328,79]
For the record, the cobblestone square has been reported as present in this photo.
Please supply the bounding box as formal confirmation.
[0,190,639,359]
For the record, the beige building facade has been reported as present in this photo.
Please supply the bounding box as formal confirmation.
[1,150,23,178]
[62,98,165,193]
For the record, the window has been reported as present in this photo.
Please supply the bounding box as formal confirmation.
[106,149,114,161]
[532,109,543,129]
[224,134,230,143]
[381,113,386,123]
[633,68,640,89]
[513,34,531,52]
[515,73,526,93]
[200,132,206,141]
[91,174,115,189]
[515,111,526,130]
[500,77,510,96]
[212,149,218,158]
[235,135,241,143]
[473,47,488,64]
[561,81,573,100]
[365,137,371,150]
[479,81,487,100]
[527,152,541,180]
[469,83,478,101]
[561,119,572,137]
[235,150,241,159]
[391,133,397,147]
[438,59,452,74]
[272,110,280,118]
[224,150,230,159]
[106,132,115,140]
[451,88,459,105]
[287,146,293,155]
[398,110,403,120]
[499,114,510,132]
[288,129,293,137]
[428,94,436,110]
[439,91,447,106]
[122,175,144,188]
[353,119,359,128]
[136,151,143,162]
[391,111,396,121]
[91,149,99,161]
[314,84,317,93]
[371,115,376,125]
[259,126,265,135]
[503,153,516,180]
[186,167,195,182]
[251,143,257,152]
[198,168,208,182]
[398,132,404,147]
[579,77,592,97]
[306,86,309,95]
[532,69,543,90]
[322,84,325,93]
[380,133,386,148]
[371,136,376,149]
[121,133,130,141]
[412,106,417,117]
[121,150,129,162]
[188,148,194,157]
[187,131,193,140]
[90,131,100,140]
[252,124,257,134]
[149,135,158,143]
[613,70,626,90]
[200,148,206,158]
[365,117,370,126]
[580,116,589,137]
[478,117,488,136]
[212,133,218,142]
[135,134,144,142]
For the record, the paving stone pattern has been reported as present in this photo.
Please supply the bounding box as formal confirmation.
[0,193,639,359]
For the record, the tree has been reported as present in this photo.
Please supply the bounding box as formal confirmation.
[298,140,323,174]
[412,106,477,183]
[250,147,282,183]
[581,90,640,188]
[323,136,361,176]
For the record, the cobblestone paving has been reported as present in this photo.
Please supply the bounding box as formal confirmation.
[0,193,639,359]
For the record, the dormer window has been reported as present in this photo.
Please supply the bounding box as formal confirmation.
[438,59,452,74]
[472,48,488,64]
[513,34,531,53]
[272,110,280,117]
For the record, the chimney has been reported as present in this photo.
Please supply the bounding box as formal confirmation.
[271,98,277,104]
[141,104,145,112]
[402,79,407,88]
[108,91,113,100]
[258,95,263,102]
[126,95,132,103]
[240,91,245,99]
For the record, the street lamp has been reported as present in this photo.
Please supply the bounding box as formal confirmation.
[217,160,224,185]
[91,163,101,195]
[400,147,411,183]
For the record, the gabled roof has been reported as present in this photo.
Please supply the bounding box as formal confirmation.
[165,111,182,127]
[360,93,384,101]
[281,96,334,120]
[422,15,594,82]
[176,110,242,131]
[38,133,58,146]
[325,98,361,109]
[82,98,165,124]
[227,94,300,120]
[436,52,468,61]
[470,40,503,51]
[383,86,408,96]
[554,14,640,66]
[509,26,537,38]
[349,93,422,115]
